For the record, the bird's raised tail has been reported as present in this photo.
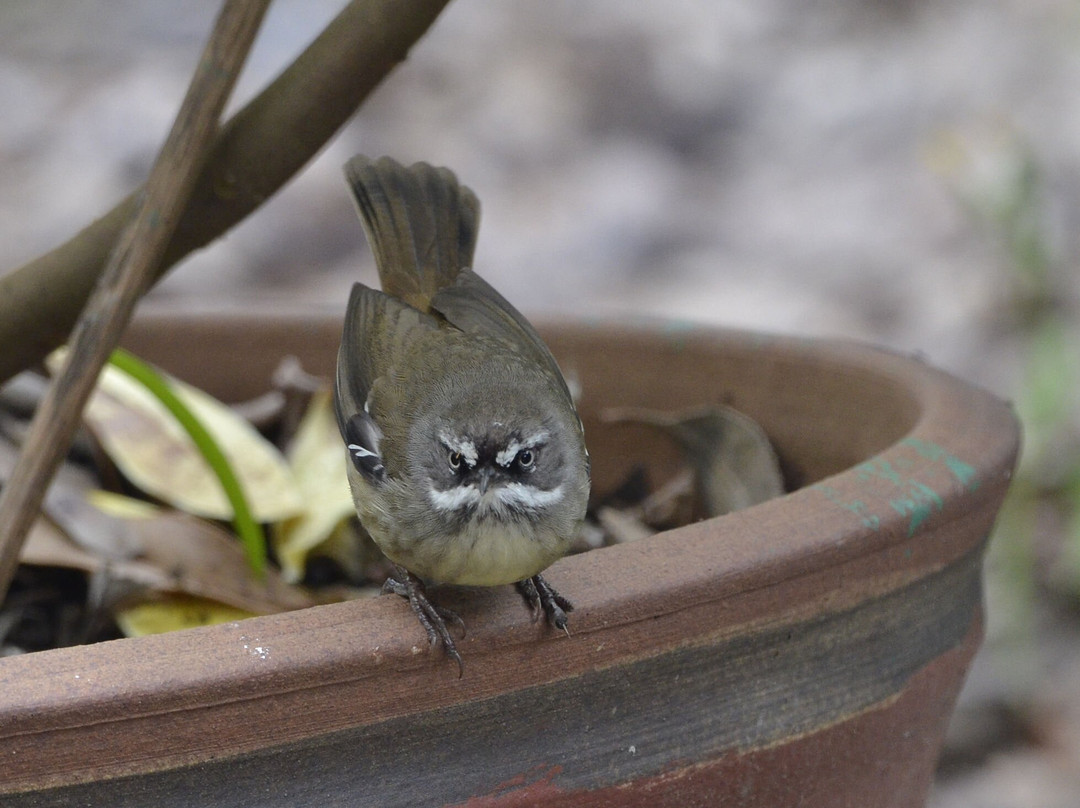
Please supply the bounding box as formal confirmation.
[343,155,481,312]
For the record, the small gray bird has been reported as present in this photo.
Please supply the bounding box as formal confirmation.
[334,156,591,673]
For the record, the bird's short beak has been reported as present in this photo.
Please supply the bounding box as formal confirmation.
[477,467,494,495]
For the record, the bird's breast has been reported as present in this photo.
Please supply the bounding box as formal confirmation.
[383,510,568,587]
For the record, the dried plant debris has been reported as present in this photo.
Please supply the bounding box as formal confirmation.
[1,356,325,653]
[596,505,655,544]
[597,404,785,542]
[46,348,304,523]
[4,440,315,647]
[1,355,786,653]
[273,390,380,583]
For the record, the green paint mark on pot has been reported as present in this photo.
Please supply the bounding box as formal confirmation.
[901,437,978,490]
[856,458,904,487]
[814,484,881,530]
[818,438,978,536]
[890,481,945,537]
[853,459,946,536]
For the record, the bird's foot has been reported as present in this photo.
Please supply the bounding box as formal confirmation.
[517,574,573,636]
[383,565,466,676]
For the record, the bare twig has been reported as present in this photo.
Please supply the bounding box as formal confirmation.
[0,1,271,603]
[0,0,452,385]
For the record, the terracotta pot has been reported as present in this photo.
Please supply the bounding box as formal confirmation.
[0,314,1019,807]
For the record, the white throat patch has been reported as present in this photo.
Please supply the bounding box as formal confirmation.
[428,482,565,517]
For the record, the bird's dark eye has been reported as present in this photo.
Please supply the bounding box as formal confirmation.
[516,449,536,470]
[448,451,464,471]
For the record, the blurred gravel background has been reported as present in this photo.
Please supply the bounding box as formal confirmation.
[3,2,1080,804]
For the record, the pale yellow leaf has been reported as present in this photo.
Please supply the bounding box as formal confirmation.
[48,348,303,522]
[86,488,161,519]
[272,391,358,582]
[116,595,255,637]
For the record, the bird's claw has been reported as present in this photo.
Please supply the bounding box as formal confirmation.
[517,573,573,637]
[385,565,465,677]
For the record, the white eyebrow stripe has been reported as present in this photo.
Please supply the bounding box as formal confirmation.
[438,432,478,467]
[495,431,550,467]
[495,442,521,468]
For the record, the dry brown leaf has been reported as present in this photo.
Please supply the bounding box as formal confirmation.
[19,484,317,615]
[89,492,316,614]
[21,515,113,572]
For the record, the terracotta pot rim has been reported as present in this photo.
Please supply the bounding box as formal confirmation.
[0,314,1020,794]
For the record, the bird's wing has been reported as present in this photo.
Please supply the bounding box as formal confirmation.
[429,268,575,406]
[334,282,439,482]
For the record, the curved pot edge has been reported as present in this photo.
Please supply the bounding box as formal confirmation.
[0,317,1020,793]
